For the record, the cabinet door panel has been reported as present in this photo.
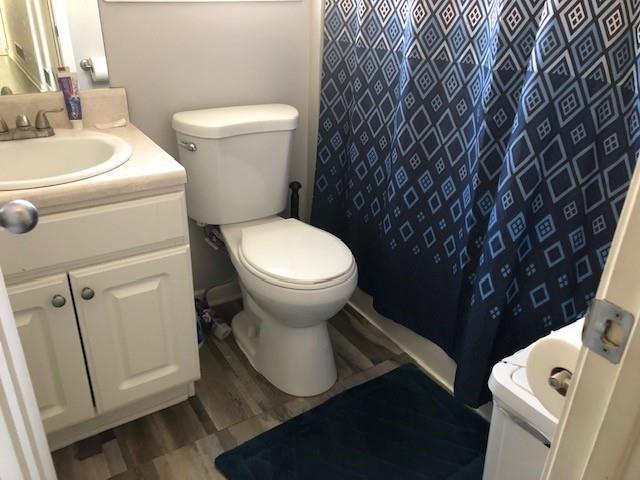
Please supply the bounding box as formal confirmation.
[70,246,199,413]
[8,275,95,433]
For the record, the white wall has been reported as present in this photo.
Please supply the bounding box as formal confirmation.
[98,0,318,291]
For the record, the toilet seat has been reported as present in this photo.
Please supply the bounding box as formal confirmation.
[238,218,356,290]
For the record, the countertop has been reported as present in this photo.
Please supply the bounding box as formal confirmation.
[0,124,186,214]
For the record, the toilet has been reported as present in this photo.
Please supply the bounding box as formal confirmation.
[172,104,357,396]
[484,346,558,480]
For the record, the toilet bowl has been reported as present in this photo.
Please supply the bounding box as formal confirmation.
[172,104,357,396]
[220,216,357,396]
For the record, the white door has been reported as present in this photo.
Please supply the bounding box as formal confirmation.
[0,267,57,479]
[0,6,7,55]
[8,274,95,433]
[69,246,199,413]
[543,161,640,479]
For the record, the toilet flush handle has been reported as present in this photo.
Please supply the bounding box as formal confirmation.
[178,140,197,152]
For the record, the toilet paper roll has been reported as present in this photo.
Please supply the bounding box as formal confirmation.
[526,318,584,418]
[89,56,109,82]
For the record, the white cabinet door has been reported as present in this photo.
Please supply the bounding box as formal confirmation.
[8,274,95,434]
[69,246,199,413]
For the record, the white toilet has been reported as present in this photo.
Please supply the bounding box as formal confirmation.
[172,104,357,396]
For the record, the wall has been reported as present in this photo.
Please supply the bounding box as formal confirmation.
[98,0,317,292]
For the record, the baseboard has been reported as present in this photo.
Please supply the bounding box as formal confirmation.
[347,288,492,419]
[348,289,457,391]
[47,383,194,451]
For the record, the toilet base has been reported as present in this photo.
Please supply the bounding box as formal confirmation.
[231,307,337,397]
[231,310,260,371]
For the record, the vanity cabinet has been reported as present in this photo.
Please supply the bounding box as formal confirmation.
[8,274,95,433]
[69,246,197,413]
[1,190,200,448]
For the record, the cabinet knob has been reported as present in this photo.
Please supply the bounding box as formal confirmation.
[81,287,95,300]
[51,294,66,308]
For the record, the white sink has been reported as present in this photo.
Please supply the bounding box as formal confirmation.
[0,130,132,190]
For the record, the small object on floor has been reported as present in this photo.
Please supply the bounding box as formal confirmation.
[214,364,489,479]
[212,318,232,340]
[195,297,232,343]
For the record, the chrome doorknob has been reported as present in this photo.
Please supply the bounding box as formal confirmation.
[0,199,38,234]
[51,295,66,308]
[81,288,95,300]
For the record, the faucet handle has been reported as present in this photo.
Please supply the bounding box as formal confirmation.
[15,114,31,129]
[35,108,64,130]
[0,117,8,134]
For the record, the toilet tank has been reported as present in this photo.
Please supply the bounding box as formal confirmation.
[172,104,299,225]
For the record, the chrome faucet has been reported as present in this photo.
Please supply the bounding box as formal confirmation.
[12,114,36,140]
[0,108,64,141]
[0,118,9,141]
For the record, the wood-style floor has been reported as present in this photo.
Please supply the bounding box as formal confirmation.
[53,302,414,479]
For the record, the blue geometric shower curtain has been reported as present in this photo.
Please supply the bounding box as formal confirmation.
[311,0,640,405]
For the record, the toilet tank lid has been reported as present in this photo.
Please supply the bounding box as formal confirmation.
[172,104,299,139]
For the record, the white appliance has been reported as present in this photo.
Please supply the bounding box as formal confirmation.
[172,104,357,397]
[483,346,558,480]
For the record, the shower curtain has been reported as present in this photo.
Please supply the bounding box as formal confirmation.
[311,0,640,405]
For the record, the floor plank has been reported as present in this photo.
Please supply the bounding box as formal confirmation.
[114,416,168,468]
[153,443,221,480]
[150,401,208,452]
[328,323,375,371]
[340,356,411,390]
[210,336,295,410]
[54,304,410,479]
[195,342,258,430]
[103,438,128,477]
[339,307,404,359]
[223,411,281,447]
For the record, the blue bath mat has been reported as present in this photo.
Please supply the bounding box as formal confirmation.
[214,364,489,479]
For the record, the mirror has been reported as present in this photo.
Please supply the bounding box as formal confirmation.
[0,0,108,95]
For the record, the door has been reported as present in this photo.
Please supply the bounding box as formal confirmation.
[543,161,640,479]
[0,268,57,479]
[0,6,7,55]
[8,274,95,433]
[69,246,199,413]
[0,197,56,479]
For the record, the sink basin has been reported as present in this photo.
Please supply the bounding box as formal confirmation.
[0,130,132,190]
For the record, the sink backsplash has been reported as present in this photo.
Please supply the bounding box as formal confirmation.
[0,88,130,130]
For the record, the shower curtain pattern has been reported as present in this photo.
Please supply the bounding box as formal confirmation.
[311,0,640,405]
